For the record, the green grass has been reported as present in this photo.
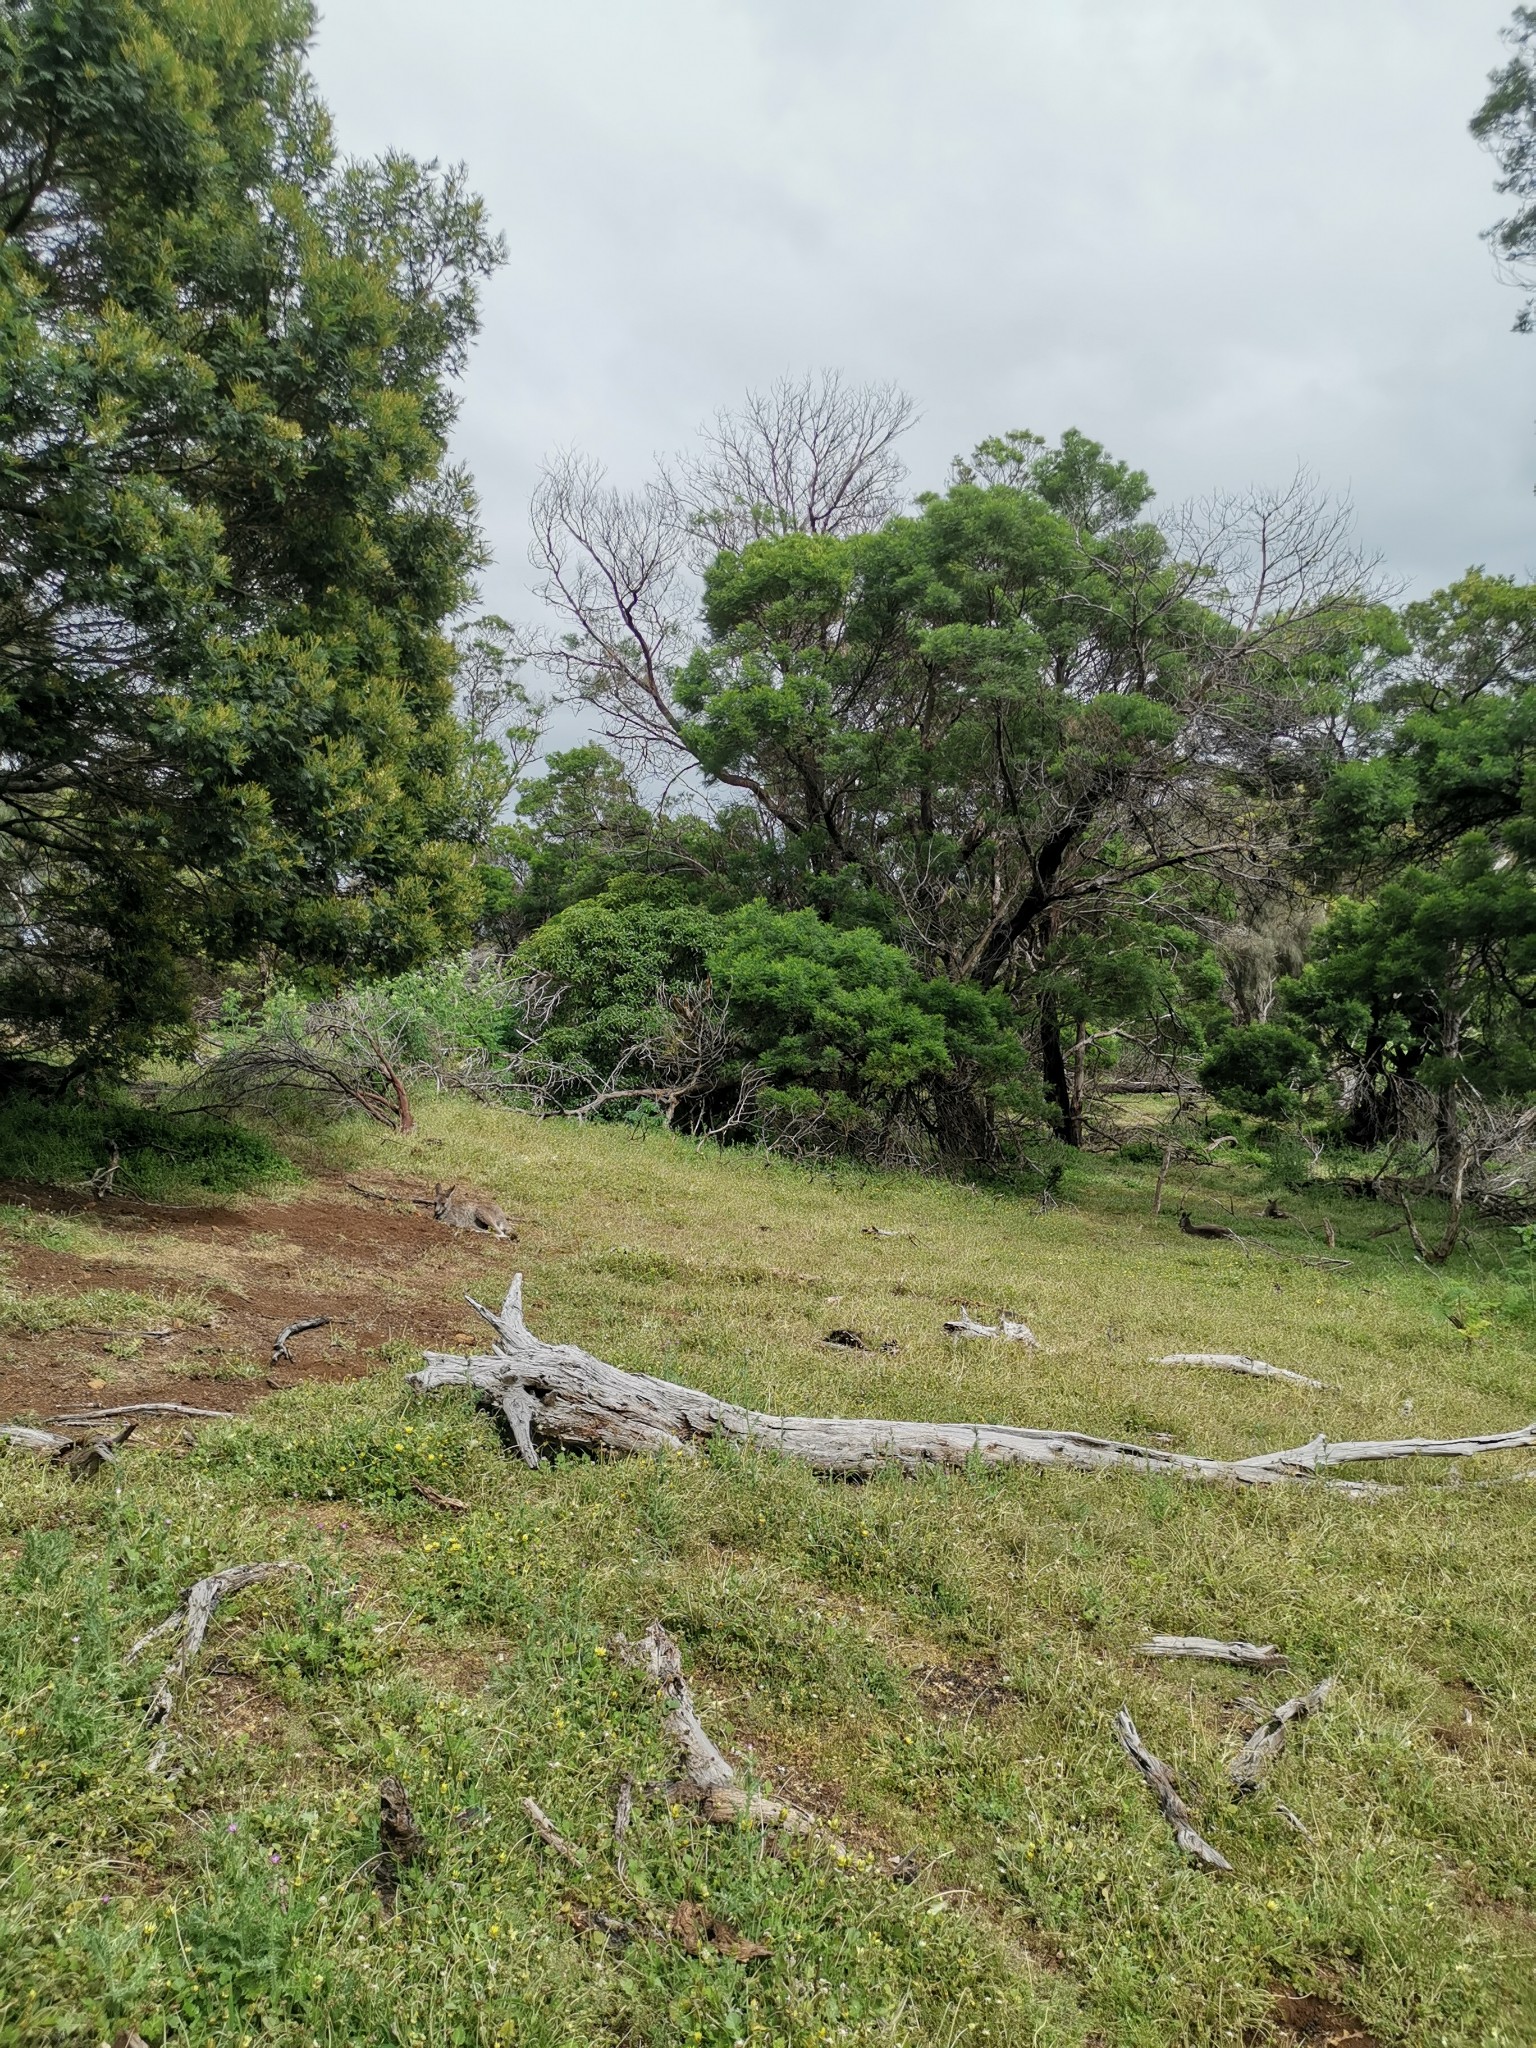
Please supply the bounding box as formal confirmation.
[0,1280,212,1338]
[0,1095,295,1201]
[2,1099,1534,2046]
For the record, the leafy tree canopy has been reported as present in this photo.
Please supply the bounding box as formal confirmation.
[0,0,502,1072]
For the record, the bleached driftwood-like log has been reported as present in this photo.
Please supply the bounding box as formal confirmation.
[406,1275,1536,1493]
[944,1310,1037,1344]
[1228,1678,1334,1794]
[1114,1709,1232,1872]
[272,1316,329,1365]
[619,1621,825,1837]
[48,1401,234,1424]
[1138,1635,1288,1670]
[1153,1354,1331,1392]
[127,1560,304,1768]
[3,1424,76,1456]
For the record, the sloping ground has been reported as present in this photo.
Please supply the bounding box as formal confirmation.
[1,1100,1534,2047]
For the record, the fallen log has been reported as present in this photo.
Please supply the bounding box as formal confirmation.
[3,1420,136,1475]
[48,1401,234,1424]
[1153,1354,1331,1392]
[126,1559,304,1769]
[272,1316,329,1365]
[1228,1678,1334,1794]
[1138,1635,1288,1670]
[1113,1709,1232,1872]
[617,1621,827,1839]
[405,1275,1536,1493]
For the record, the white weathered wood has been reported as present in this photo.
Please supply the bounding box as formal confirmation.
[2,1424,75,1455]
[1138,1636,1288,1670]
[522,1795,586,1864]
[619,1621,826,1836]
[1228,1678,1334,1793]
[1113,1709,1232,1872]
[48,1402,234,1424]
[127,1560,304,1767]
[405,1274,1536,1494]
[1153,1354,1331,1392]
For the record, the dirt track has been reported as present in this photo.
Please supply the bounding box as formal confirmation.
[0,1175,518,1425]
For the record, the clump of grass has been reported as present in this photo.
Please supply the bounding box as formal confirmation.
[0,1094,295,1200]
[0,1282,211,1336]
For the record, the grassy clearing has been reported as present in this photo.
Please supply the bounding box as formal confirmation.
[2,1100,1534,2046]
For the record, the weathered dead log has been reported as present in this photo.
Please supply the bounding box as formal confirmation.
[617,1621,827,1838]
[1114,1709,1232,1872]
[1228,1678,1334,1793]
[127,1560,304,1768]
[944,1310,1035,1344]
[406,1275,1536,1493]
[3,1420,135,1475]
[49,1402,234,1424]
[1138,1636,1288,1670]
[272,1316,329,1365]
[1153,1354,1331,1392]
[522,1795,586,1865]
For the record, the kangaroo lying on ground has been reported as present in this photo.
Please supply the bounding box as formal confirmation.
[430,1183,515,1238]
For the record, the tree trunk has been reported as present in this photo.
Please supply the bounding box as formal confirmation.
[1039,991,1081,1147]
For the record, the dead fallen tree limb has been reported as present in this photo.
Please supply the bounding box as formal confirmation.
[272,1316,329,1365]
[1138,1636,1288,1670]
[3,1420,136,1475]
[617,1621,829,1840]
[48,1402,234,1424]
[126,1560,305,1768]
[1114,1709,1232,1872]
[1153,1354,1331,1392]
[521,1795,586,1865]
[1228,1678,1334,1794]
[405,1274,1536,1494]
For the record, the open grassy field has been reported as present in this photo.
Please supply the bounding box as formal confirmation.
[2,1098,1535,2047]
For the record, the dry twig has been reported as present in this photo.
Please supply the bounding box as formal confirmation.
[1114,1709,1232,1872]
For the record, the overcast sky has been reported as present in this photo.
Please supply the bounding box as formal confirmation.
[310,0,1531,639]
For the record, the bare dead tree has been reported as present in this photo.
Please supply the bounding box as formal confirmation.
[672,371,916,557]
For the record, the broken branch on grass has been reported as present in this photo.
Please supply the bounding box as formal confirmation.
[944,1311,1037,1344]
[127,1560,305,1766]
[1152,1354,1331,1392]
[407,1274,1536,1494]
[617,1620,830,1839]
[3,1420,136,1475]
[1228,1678,1335,1794]
[613,1773,634,1879]
[1114,1709,1232,1872]
[271,1316,329,1365]
[521,1796,586,1865]
[411,1480,469,1512]
[1138,1636,1288,1670]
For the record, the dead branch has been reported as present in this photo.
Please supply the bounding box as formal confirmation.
[944,1311,1036,1343]
[89,1143,121,1200]
[613,1774,634,1879]
[1152,1354,1330,1392]
[521,1795,587,1865]
[48,1402,233,1424]
[617,1621,829,1838]
[1153,1139,1175,1218]
[1114,1709,1232,1872]
[3,1420,135,1475]
[127,1560,305,1768]
[1228,1678,1334,1794]
[272,1316,329,1365]
[411,1480,469,1512]
[407,1275,1536,1493]
[1138,1636,1288,1670]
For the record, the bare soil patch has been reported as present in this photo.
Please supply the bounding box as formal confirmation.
[0,1175,513,1424]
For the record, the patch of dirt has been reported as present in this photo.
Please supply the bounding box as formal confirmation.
[912,1658,1016,1719]
[0,1175,517,1426]
[197,1668,318,1752]
[1258,1993,1381,2048]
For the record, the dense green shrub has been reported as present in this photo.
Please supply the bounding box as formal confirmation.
[1198,1023,1322,1122]
[0,1097,292,1198]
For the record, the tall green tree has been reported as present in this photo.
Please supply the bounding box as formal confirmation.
[532,415,1377,1141]
[1472,5,1536,330]
[0,0,502,1072]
